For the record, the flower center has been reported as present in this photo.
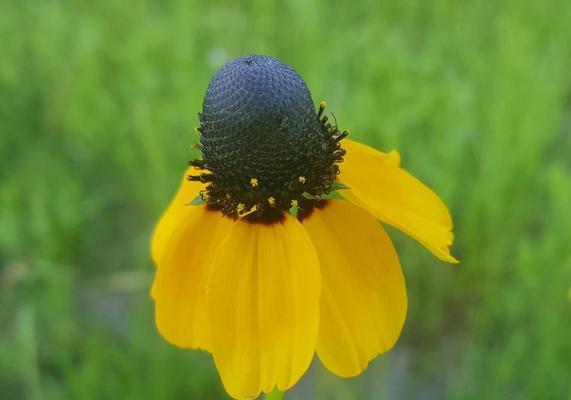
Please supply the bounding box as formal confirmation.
[188,55,347,219]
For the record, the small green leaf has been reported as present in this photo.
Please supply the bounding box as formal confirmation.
[330,182,350,191]
[187,195,205,206]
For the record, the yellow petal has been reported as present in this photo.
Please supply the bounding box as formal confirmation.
[151,168,204,263]
[208,214,320,399]
[152,206,234,350]
[340,139,459,263]
[343,139,401,166]
[301,199,407,377]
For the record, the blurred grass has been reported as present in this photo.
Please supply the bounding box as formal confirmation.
[1,0,570,399]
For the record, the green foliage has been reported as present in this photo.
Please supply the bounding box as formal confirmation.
[1,0,570,399]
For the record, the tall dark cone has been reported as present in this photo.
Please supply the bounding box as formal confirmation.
[191,55,346,218]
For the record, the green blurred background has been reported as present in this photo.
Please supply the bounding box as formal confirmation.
[1,0,570,399]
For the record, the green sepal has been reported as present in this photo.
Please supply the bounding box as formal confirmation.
[289,206,299,218]
[330,182,350,191]
[187,195,205,206]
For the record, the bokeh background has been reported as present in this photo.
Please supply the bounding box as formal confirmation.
[1,0,570,399]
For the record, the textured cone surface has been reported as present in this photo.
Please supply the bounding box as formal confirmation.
[200,55,324,191]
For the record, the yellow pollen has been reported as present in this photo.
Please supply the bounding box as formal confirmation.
[268,197,276,206]
[247,205,258,215]
[250,178,259,187]
[200,190,210,200]
[226,193,231,199]
[290,199,299,208]
[238,204,258,219]
[298,176,307,184]
[236,203,245,213]
[320,100,327,109]
[194,126,201,134]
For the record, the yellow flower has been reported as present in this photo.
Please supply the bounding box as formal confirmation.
[151,55,458,399]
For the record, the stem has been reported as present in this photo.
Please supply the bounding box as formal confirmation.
[264,388,284,400]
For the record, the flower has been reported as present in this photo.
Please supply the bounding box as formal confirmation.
[151,55,458,399]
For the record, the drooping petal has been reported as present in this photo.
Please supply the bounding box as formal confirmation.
[151,168,205,263]
[340,139,458,263]
[152,206,234,350]
[301,199,407,377]
[208,214,320,399]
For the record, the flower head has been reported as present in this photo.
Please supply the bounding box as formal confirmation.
[151,55,458,399]
[190,55,346,219]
